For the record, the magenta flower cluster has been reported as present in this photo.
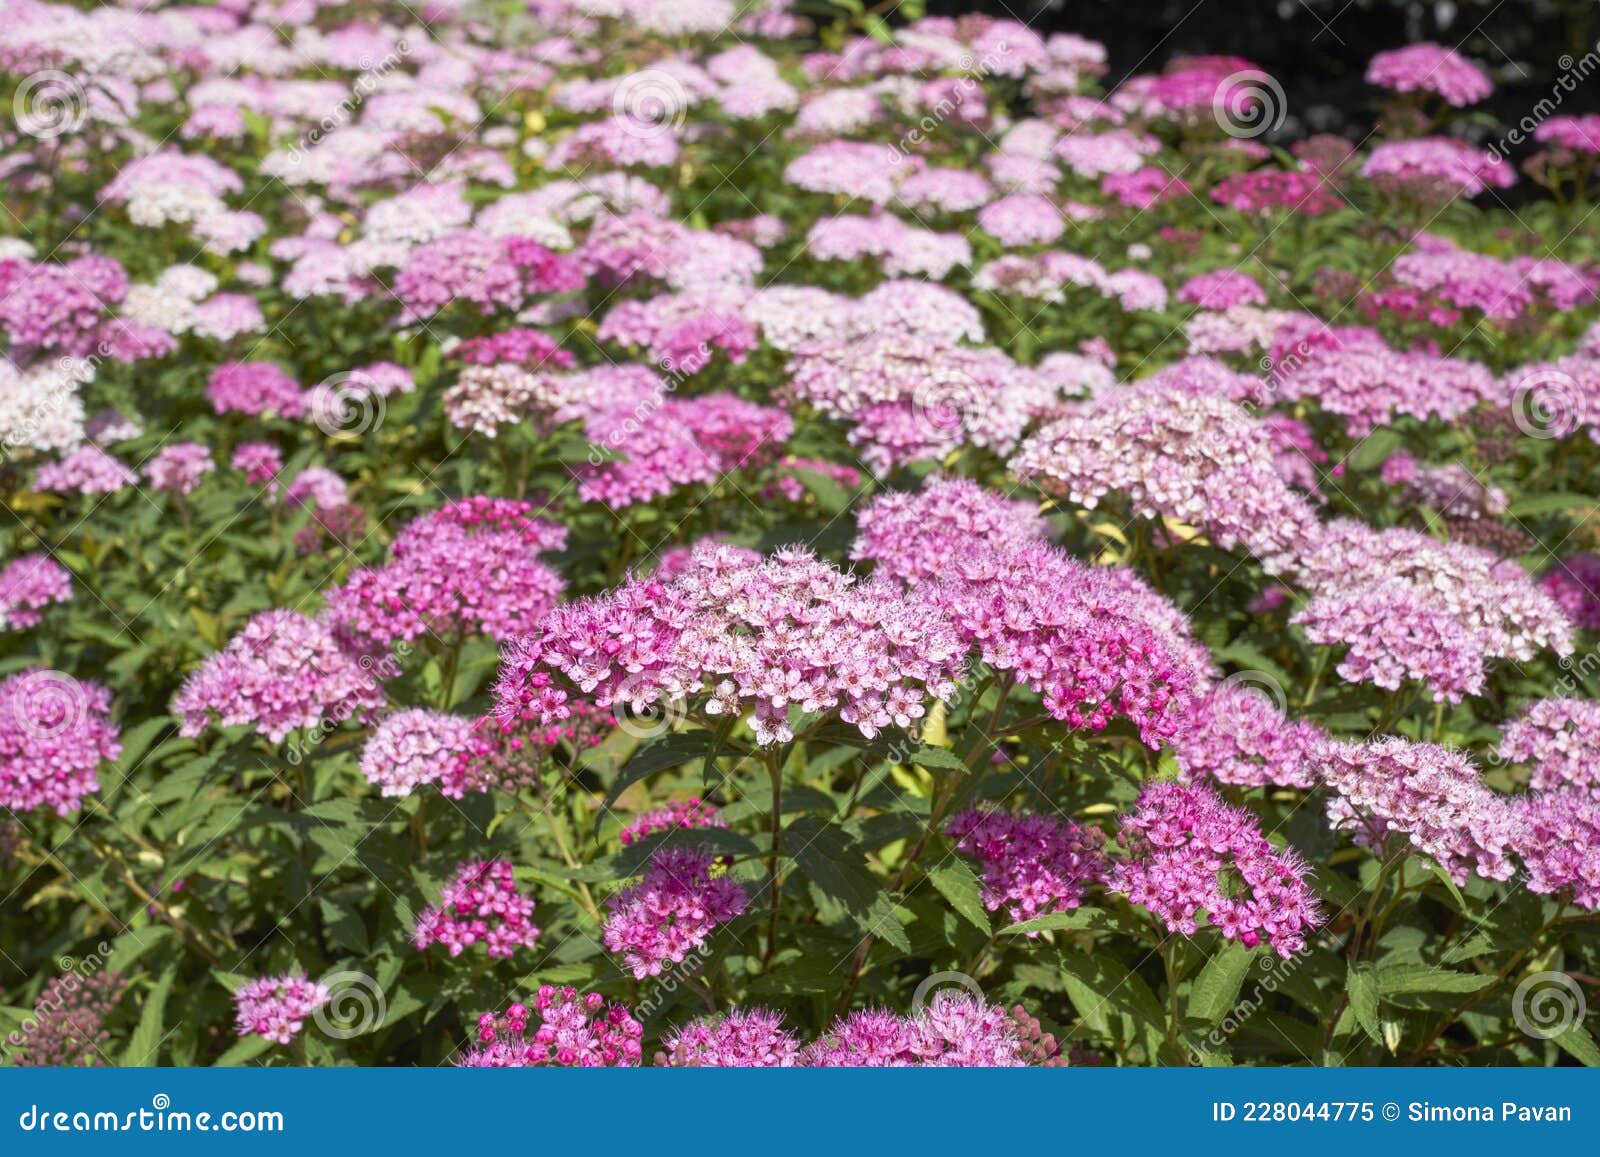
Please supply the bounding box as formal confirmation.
[1109,781,1322,956]
[413,860,541,959]
[947,810,1107,927]
[602,847,749,978]
[494,544,965,747]
[232,974,329,1045]
[326,496,567,648]
[172,610,386,744]
[460,987,643,1067]
[0,554,71,631]
[0,669,121,816]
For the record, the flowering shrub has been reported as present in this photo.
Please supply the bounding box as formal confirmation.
[4,1,1600,1073]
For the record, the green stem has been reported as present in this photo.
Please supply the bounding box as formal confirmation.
[760,748,784,968]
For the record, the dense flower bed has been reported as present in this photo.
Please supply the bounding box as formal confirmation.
[2,0,1599,1069]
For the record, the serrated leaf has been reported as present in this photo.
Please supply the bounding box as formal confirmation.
[1551,1022,1600,1067]
[122,967,176,1066]
[1375,962,1491,995]
[602,732,716,810]
[1188,942,1252,1026]
[1347,963,1380,1043]
[926,859,990,934]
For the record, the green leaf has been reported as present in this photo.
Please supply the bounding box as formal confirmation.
[602,732,716,810]
[1187,942,1253,1027]
[1551,1023,1600,1067]
[908,745,968,774]
[926,859,991,935]
[1375,962,1491,996]
[788,816,910,953]
[1347,427,1402,472]
[122,967,177,1066]
[1347,964,1381,1043]
[214,1033,273,1067]
[1058,950,1164,1038]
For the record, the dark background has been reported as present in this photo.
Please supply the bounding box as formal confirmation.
[925,0,1600,138]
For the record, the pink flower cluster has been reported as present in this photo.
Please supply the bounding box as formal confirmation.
[947,810,1107,927]
[1011,382,1320,574]
[804,993,1030,1067]
[1177,269,1267,310]
[460,988,643,1067]
[0,669,121,816]
[603,847,749,978]
[1514,790,1600,909]
[1210,169,1343,216]
[359,709,475,798]
[620,798,727,846]
[1293,583,1487,703]
[1498,699,1600,795]
[554,367,792,507]
[1109,781,1322,956]
[658,1008,802,1067]
[413,860,541,959]
[1174,680,1323,790]
[494,544,965,746]
[1366,43,1492,107]
[1312,738,1523,885]
[232,974,329,1045]
[391,231,583,323]
[207,362,305,418]
[172,610,386,744]
[1271,333,1497,435]
[1361,138,1513,199]
[851,476,1048,584]
[786,329,1056,474]
[1542,555,1600,630]
[0,554,71,631]
[12,972,125,1067]
[143,442,214,496]
[328,497,566,648]
[33,446,137,496]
